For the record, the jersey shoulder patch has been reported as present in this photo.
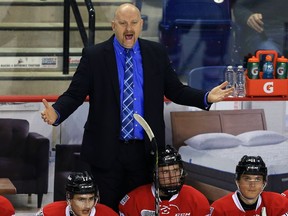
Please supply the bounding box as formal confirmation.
[120,194,130,205]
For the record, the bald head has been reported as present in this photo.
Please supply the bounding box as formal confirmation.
[112,3,143,48]
[113,3,141,20]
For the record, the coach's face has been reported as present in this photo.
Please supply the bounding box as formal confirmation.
[112,4,143,48]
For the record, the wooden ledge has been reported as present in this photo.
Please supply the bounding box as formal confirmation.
[0,178,16,194]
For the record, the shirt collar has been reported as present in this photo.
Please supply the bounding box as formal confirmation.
[113,36,140,55]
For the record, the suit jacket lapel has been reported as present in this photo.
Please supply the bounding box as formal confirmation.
[138,39,154,95]
[104,36,121,107]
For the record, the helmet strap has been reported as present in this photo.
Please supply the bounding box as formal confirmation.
[68,202,76,216]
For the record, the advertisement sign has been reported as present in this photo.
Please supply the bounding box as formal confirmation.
[0,57,58,68]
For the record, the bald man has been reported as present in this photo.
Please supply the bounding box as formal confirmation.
[41,3,233,211]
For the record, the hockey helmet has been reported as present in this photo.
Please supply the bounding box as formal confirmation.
[235,155,267,181]
[66,171,97,199]
[157,145,186,196]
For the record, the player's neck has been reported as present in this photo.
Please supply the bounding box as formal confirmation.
[237,192,258,209]
[160,194,172,200]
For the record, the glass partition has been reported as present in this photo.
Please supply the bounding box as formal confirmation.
[0,1,287,214]
[0,0,287,91]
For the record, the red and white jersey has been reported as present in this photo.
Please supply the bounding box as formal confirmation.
[281,190,288,198]
[36,201,118,216]
[0,195,15,216]
[211,191,288,216]
[119,184,210,216]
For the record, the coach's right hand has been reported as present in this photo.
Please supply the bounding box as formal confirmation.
[41,99,58,125]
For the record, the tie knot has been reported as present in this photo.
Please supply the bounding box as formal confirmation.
[125,48,132,55]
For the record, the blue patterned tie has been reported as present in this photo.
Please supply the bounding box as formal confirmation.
[121,49,134,140]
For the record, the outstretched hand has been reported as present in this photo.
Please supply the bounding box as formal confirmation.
[207,81,234,103]
[41,99,58,125]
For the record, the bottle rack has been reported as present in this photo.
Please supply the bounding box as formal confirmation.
[245,50,288,97]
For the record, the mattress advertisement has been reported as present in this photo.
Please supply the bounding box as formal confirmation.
[171,108,288,203]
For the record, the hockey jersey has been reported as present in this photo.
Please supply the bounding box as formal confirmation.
[119,184,210,216]
[211,191,288,216]
[36,200,118,216]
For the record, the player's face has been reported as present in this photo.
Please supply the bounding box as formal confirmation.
[159,164,182,188]
[69,194,96,216]
[237,174,265,203]
[112,4,143,48]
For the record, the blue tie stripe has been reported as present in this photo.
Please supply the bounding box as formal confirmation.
[121,49,134,140]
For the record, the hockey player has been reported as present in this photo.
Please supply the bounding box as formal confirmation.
[119,145,211,215]
[211,155,288,215]
[0,195,15,216]
[36,171,118,216]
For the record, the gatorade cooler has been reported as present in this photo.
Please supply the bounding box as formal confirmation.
[245,50,288,97]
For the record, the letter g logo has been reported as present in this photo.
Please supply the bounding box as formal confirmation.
[263,82,274,94]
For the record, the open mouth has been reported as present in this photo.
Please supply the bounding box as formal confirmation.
[125,34,133,40]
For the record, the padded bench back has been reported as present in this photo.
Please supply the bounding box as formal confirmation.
[0,118,29,157]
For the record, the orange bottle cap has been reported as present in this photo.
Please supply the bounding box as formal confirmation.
[248,56,259,62]
[265,55,272,61]
[277,56,288,62]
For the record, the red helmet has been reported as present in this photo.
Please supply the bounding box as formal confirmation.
[0,196,15,216]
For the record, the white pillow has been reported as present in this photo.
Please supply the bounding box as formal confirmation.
[184,133,242,150]
[237,130,288,146]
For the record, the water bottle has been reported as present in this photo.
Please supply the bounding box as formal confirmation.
[235,65,246,97]
[262,55,274,79]
[225,65,235,97]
